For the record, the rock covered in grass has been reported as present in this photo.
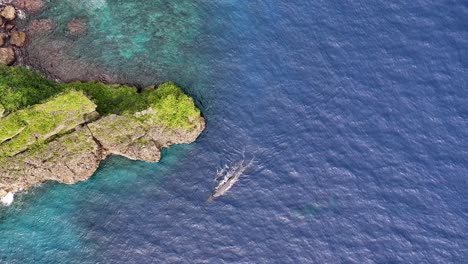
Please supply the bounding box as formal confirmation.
[0,90,97,156]
[0,66,205,205]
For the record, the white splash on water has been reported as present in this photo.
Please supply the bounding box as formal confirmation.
[1,192,14,206]
[17,9,26,19]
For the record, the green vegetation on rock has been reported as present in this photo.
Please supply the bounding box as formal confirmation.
[0,66,205,196]
[63,82,148,115]
[0,113,26,144]
[137,82,201,129]
[0,65,201,129]
[0,91,96,157]
[0,65,203,158]
[0,66,63,113]
[63,82,201,128]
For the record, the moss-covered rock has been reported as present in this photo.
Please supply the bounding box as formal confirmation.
[0,66,205,201]
[0,90,96,156]
[0,65,202,129]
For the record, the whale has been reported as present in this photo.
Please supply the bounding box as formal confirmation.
[208,158,253,201]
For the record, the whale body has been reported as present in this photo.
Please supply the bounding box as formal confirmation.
[208,159,253,201]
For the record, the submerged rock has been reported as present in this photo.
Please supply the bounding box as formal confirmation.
[0,47,15,65]
[10,31,26,47]
[0,5,16,20]
[27,19,54,37]
[66,18,88,37]
[24,38,118,82]
[12,0,44,13]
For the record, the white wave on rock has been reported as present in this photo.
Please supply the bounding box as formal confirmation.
[1,192,14,206]
[17,9,26,19]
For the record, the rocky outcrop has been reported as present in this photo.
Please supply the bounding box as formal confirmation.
[0,5,16,20]
[86,110,205,162]
[0,47,14,65]
[0,91,97,156]
[10,31,25,46]
[0,4,29,64]
[0,90,205,205]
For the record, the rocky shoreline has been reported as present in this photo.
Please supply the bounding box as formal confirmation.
[0,3,27,65]
[0,1,110,83]
[0,72,206,207]
[0,2,206,206]
[0,93,205,206]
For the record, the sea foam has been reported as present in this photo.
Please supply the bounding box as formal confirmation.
[1,192,14,206]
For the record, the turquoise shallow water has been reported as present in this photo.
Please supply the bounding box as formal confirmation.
[30,0,210,90]
[2,0,468,263]
[0,146,191,263]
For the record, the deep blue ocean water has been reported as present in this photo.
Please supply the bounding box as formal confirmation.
[1,0,468,263]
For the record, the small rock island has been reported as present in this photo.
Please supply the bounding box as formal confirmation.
[0,66,205,205]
